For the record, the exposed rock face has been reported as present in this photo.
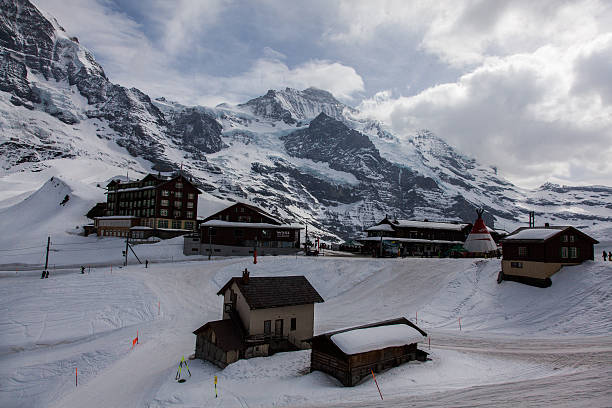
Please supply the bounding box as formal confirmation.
[166,108,225,154]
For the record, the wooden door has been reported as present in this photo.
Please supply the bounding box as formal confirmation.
[275,319,283,337]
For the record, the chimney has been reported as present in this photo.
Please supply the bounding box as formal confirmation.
[242,268,250,284]
[544,222,550,228]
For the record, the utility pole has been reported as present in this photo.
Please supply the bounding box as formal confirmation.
[208,227,212,260]
[44,236,50,272]
[124,234,129,266]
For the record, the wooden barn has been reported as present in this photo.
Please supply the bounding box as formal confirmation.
[309,318,428,386]
[500,224,598,287]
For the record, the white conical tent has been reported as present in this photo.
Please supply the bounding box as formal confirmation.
[464,211,497,253]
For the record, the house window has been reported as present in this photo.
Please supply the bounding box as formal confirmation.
[186,211,193,218]
[187,201,194,208]
[510,261,523,268]
[570,247,577,258]
[172,220,181,229]
[161,199,169,206]
[561,247,568,258]
[158,220,168,228]
[188,193,195,200]
[277,230,290,238]
[240,207,245,212]
[176,182,183,189]
[518,247,527,257]
[562,235,568,242]
[174,201,182,208]
[238,216,251,222]
[160,209,168,216]
[261,229,269,238]
[176,191,183,198]
[569,235,575,243]
[174,210,181,218]
[290,318,296,331]
[162,190,169,196]
[184,221,194,230]
[264,320,271,335]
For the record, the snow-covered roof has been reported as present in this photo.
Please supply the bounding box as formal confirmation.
[331,324,425,355]
[200,220,301,229]
[94,216,138,219]
[504,228,564,241]
[365,224,395,232]
[359,236,464,245]
[130,226,152,230]
[106,185,156,193]
[393,220,469,231]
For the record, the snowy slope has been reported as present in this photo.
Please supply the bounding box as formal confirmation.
[1,257,610,408]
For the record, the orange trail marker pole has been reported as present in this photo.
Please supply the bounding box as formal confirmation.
[75,367,77,387]
[371,369,383,400]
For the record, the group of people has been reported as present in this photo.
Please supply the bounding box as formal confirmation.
[603,251,612,261]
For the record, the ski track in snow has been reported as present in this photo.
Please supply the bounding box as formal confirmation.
[0,257,611,408]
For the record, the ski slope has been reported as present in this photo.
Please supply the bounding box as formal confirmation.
[1,256,611,407]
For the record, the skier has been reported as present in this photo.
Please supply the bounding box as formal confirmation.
[41,270,46,279]
[80,266,85,274]
[605,250,608,262]
[145,259,148,268]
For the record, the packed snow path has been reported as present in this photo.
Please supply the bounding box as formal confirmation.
[1,257,611,407]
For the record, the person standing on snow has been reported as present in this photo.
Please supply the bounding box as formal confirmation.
[609,251,612,261]
[605,250,608,261]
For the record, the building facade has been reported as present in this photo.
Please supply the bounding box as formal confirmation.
[500,225,598,287]
[193,270,324,368]
[96,173,201,239]
[360,217,471,257]
[184,202,302,256]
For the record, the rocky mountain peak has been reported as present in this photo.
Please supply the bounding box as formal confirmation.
[240,86,353,124]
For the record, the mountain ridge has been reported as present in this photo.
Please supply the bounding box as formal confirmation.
[0,0,610,242]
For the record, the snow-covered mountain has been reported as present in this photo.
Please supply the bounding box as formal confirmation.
[1,0,610,244]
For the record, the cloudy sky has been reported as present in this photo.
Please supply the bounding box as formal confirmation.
[34,0,612,189]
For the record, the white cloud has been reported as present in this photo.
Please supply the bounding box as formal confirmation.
[359,39,612,188]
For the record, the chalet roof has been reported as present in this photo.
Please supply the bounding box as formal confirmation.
[365,224,395,232]
[310,317,427,356]
[393,220,469,231]
[203,202,282,224]
[192,319,245,352]
[217,276,324,309]
[502,226,598,244]
[359,236,464,245]
[367,218,470,232]
[331,324,426,355]
[200,220,302,229]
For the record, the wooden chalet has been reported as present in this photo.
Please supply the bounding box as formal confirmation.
[193,269,324,368]
[184,202,302,256]
[361,216,471,257]
[309,317,428,386]
[95,173,201,240]
[499,224,598,287]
